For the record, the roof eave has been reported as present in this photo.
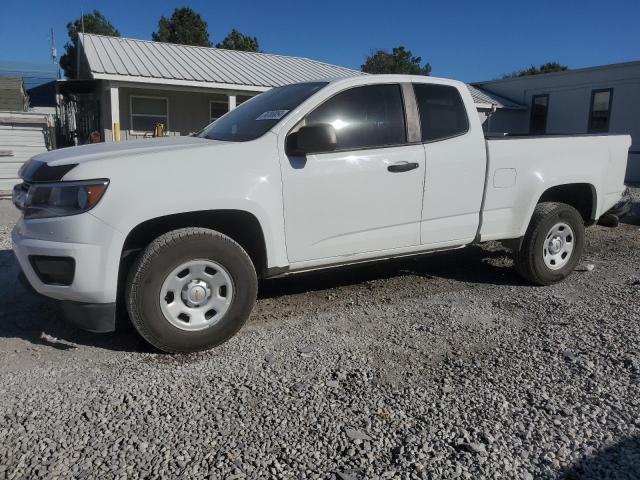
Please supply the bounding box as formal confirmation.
[91,73,272,92]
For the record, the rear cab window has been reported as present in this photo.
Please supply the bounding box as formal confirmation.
[413,83,469,142]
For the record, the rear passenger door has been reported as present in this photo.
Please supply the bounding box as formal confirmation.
[280,84,426,263]
[414,83,487,246]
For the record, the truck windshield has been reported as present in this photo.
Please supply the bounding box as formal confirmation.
[198,82,328,142]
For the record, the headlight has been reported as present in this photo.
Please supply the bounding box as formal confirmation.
[13,179,109,219]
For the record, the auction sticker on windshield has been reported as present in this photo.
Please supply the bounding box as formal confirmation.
[256,110,289,120]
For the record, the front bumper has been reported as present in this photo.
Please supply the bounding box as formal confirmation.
[11,212,125,304]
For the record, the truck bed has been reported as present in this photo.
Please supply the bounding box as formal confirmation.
[479,134,631,241]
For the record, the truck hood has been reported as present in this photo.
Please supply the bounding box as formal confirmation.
[20,136,229,182]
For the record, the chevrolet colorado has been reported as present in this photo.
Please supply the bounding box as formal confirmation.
[12,75,631,352]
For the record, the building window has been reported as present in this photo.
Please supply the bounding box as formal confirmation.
[210,100,228,122]
[530,94,549,134]
[130,96,168,132]
[588,88,613,133]
[413,83,469,142]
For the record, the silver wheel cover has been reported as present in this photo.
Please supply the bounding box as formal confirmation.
[159,259,234,331]
[542,222,575,270]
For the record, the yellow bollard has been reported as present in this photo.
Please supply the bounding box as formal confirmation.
[113,122,120,142]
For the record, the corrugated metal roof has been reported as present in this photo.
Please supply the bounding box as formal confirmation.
[79,34,363,88]
[467,84,524,109]
[79,34,524,109]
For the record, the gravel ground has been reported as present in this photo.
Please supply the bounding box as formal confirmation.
[0,193,639,479]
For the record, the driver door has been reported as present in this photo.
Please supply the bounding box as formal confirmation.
[279,84,426,264]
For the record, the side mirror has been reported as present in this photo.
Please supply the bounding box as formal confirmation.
[286,124,337,155]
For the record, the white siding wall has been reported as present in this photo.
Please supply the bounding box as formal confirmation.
[0,114,49,191]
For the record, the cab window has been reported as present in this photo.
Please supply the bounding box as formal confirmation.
[413,84,469,142]
[304,84,406,151]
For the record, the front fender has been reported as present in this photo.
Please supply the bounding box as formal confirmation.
[69,135,289,269]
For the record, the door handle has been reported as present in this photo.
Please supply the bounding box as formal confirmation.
[387,162,419,173]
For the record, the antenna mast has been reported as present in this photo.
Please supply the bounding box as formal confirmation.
[76,9,84,79]
[50,28,57,64]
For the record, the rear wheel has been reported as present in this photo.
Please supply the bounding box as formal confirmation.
[126,228,257,353]
[513,202,585,285]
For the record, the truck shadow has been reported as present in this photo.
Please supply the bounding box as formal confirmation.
[620,197,640,226]
[0,244,520,353]
[259,243,524,299]
[0,250,149,353]
[555,435,640,479]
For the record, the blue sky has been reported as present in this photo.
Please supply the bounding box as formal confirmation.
[1,0,639,82]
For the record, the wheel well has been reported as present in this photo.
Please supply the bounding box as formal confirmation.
[119,210,268,283]
[538,183,596,224]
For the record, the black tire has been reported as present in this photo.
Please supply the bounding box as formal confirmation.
[513,202,585,286]
[125,228,257,353]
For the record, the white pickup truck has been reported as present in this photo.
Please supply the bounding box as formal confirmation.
[12,75,630,353]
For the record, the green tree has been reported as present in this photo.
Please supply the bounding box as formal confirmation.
[152,7,211,47]
[215,29,260,52]
[361,46,431,75]
[59,10,120,79]
[503,62,568,78]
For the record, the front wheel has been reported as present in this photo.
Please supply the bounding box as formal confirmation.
[513,202,585,285]
[125,228,257,353]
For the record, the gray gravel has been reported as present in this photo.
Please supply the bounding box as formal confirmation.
[1,193,639,479]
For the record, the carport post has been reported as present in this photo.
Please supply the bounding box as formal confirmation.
[228,94,237,111]
[109,86,120,142]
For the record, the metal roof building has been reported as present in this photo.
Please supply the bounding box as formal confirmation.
[79,33,361,90]
[71,33,522,143]
[0,60,58,108]
[466,84,524,110]
[0,62,58,191]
